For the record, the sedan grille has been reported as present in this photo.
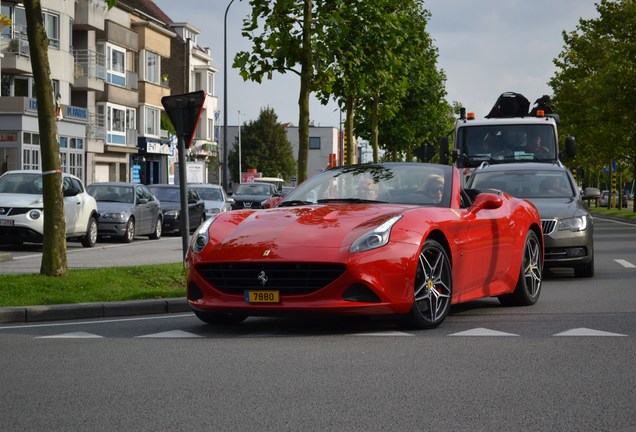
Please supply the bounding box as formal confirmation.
[196,262,346,295]
[541,219,557,236]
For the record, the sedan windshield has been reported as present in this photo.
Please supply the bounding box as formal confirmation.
[87,185,134,203]
[470,170,575,199]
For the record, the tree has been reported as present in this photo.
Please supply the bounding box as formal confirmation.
[234,0,332,184]
[23,0,117,275]
[550,0,636,210]
[228,108,297,183]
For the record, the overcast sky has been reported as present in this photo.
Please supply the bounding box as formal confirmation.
[152,0,600,128]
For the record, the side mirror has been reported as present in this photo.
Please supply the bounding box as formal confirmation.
[583,187,601,200]
[227,197,235,204]
[138,198,148,204]
[63,187,80,197]
[463,192,503,220]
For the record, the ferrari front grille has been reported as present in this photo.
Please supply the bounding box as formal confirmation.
[541,219,557,235]
[196,262,346,295]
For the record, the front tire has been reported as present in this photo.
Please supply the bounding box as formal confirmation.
[498,230,542,306]
[400,239,452,329]
[81,217,98,248]
[121,218,135,243]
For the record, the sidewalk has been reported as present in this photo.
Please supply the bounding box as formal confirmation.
[0,298,190,324]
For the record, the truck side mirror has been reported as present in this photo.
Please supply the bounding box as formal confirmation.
[439,136,449,165]
[565,136,576,158]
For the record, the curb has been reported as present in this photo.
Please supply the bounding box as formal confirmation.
[0,298,191,324]
[0,252,12,263]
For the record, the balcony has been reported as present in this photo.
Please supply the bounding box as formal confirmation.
[87,112,107,141]
[74,0,107,31]
[73,49,106,91]
[0,36,31,74]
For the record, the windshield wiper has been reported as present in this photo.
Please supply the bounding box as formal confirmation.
[277,200,314,207]
[317,198,386,204]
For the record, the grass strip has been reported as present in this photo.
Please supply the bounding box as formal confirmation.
[0,263,186,308]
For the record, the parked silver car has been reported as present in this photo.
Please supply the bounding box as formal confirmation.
[0,170,98,247]
[189,183,233,218]
[466,162,600,277]
[87,182,162,242]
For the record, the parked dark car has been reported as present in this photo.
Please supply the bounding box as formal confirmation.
[86,182,163,242]
[230,182,280,210]
[466,162,600,277]
[146,184,206,234]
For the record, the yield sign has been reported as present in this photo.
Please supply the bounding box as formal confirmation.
[161,91,206,148]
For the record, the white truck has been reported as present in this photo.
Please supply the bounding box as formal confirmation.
[440,92,576,182]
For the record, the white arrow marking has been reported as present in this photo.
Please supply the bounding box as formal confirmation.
[136,330,203,338]
[554,328,627,337]
[351,331,413,337]
[614,259,636,268]
[36,332,104,339]
[449,327,519,336]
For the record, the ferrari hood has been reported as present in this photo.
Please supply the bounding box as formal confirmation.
[209,204,408,252]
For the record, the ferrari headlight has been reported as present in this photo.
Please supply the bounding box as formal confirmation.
[558,215,587,232]
[350,215,402,253]
[190,216,216,253]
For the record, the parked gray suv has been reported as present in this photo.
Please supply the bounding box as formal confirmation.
[465,162,600,277]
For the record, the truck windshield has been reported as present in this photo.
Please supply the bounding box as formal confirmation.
[457,124,557,167]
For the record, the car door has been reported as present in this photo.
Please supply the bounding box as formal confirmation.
[456,194,515,297]
[62,176,83,235]
[140,185,160,234]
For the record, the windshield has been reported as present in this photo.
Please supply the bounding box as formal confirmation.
[470,170,575,199]
[235,183,272,196]
[280,163,453,207]
[0,172,43,194]
[87,185,134,203]
[457,124,557,167]
[194,187,223,201]
[148,187,180,202]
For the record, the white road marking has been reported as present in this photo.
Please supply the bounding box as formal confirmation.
[615,259,636,268]
[0,313,193,330]
[449,328,519,336]
[554,328,627,337]
[136,330,202,338]
[351,331,413,337]
[36,331,104,338]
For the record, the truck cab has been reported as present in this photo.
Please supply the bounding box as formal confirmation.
[440,93,576,183]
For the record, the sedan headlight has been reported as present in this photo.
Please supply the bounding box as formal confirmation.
[164,210,180,217]
[99,212,126,221]
[350,215,402,253]
[190,216,216,253]
[558,215,588,232]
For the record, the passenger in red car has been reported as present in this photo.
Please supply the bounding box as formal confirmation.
[422,174,444,203]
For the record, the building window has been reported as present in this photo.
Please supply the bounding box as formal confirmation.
[309,137,321,150]
[100,102,133,145]
[43,11,59,49]
[101,43,126,87]
[207,72,214,95]
[144,50,160,84]
[144,106,160,137]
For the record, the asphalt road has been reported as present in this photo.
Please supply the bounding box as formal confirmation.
[0,218,635,431]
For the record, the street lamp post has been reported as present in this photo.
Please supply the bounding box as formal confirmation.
[238,110,242,183]
[223,0,237,192]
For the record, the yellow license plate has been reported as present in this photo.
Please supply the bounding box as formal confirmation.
[244,290,280,303]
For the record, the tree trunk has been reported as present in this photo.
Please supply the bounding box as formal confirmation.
[297,0,312,183]
[345,96,355,165]
[25,0,68,276]
[371,98,379,163]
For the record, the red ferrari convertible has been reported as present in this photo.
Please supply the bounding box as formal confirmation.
[185,163,543,329]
